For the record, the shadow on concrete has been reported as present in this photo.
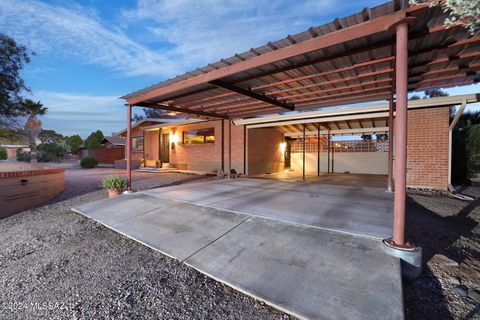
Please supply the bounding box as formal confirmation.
[404,194,479,320]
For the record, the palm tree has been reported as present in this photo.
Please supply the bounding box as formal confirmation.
[22,99,47,162]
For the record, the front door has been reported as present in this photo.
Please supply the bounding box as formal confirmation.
[160,133,170,163]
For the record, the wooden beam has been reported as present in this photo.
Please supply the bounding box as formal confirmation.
[209,79,295,111]
[134,101,229,119]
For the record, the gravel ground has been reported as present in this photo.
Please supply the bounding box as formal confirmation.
[0,173,291,320]
[51,164,199,203]
[2,164,479,319]
[404,185,480,320]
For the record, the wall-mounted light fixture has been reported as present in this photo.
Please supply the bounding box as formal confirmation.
[280,142,287,153]
[170,133,179,151]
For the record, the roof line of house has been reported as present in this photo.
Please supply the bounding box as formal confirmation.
[233,93,480,127]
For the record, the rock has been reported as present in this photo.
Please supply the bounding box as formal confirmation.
[431,254,459,267]
[467,289,480,303]
[453,285,468,298]
[448,276,461,286]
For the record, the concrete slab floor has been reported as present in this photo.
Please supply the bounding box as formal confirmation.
[141,178,393,239]
[73,192,403,320]
[74,193,248,261]
[185,217,403,320]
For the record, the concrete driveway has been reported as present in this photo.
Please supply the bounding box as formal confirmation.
[141,178,393,239]
[74,178,402,319]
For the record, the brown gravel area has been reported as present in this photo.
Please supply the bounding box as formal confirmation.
[404,185,480,320]
[0,172,290,320]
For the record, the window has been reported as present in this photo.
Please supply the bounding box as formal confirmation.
[182,128,215,144]
[132,136,144,151]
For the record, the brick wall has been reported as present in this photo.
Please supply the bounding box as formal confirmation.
[247,127,285,175]
[405,107,449,190]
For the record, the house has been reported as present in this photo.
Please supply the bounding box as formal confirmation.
[0,133,30,160]
[118,93,478,191]
[74,2,480,316]
[1,144,30,160]
[79,135,126,165]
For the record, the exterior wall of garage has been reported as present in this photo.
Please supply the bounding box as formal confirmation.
[406,107,449,190]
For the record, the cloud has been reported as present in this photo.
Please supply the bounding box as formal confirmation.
[0,0,181,77]
[31,90,126,138]
[121,0,364,68]
[0,0,384,79]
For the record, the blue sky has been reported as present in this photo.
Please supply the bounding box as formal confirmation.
[1,0,479,138]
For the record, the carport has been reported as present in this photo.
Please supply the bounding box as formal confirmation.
[238,103,392,187]
[121,1,479,264]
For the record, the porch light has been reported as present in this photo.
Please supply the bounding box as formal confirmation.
[170,133,179,144]
[280,142,287,153]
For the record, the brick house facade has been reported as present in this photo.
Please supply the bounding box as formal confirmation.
[123,106,450,190]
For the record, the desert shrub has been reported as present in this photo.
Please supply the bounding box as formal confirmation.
[16,148,31,162]
[80,156,98,169]
[37,142,66,162]
[0,147,7,160]
[102,175,127,191]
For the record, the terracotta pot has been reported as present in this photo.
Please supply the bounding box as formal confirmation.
[107,189,123,198]
[156,162,161,168]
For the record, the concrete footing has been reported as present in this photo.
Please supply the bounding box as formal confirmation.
[382,239,422,278]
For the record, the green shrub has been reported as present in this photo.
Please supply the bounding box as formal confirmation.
[16,148,31,162]
[0,147,7,160]
[102,175,127,191]
[80,156,98,169]
[37,142,66,162]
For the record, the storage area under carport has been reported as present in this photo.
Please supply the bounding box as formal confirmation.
[242,104,393,190]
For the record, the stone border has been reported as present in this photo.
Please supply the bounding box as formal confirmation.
[0,166,65,178]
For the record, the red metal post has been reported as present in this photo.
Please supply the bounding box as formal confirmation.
[126,104,132,191]
[393,21,409,246]
[387,96,394,192]
[302,124,306,181]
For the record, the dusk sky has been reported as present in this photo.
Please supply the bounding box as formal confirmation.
[1,0,479,138]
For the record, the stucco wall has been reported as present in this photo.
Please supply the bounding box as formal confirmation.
[291,152,388,175]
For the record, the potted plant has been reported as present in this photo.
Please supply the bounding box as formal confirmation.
[155,160,161,168]
[102,175,127,198]
[140,158,145,168]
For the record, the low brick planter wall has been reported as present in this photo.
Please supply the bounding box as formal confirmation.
[0,163,65,218]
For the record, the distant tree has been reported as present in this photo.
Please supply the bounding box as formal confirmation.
[37,142,66,162]
[65,135,83,154]
[409,0,480,34]
[84,130,104,150]
[39,129,63,144]
[361,134,372,140]
[409,89,449,101]
[0,147,7,160]
[133,108,183,122]
[0,34,32,128]
[452,111,480,182]
[22,99,47,162]
[376,134,388,140]
[424,89,449,99]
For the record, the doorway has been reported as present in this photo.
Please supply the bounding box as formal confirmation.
[160,133,170,163]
